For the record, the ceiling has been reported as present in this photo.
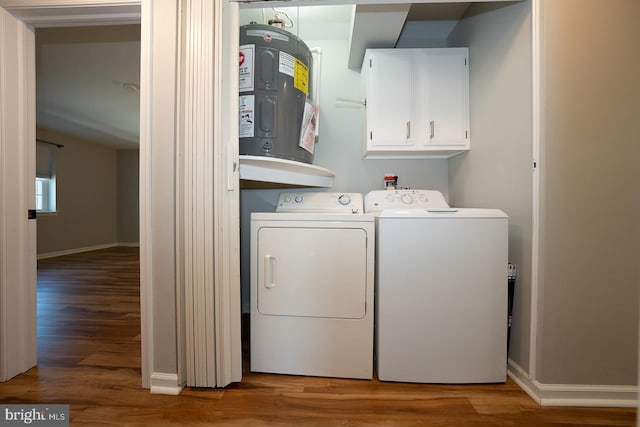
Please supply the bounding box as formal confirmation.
[36,25,141,150]
[35,4,471,150]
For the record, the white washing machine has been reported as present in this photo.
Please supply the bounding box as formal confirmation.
[250,192,374,379]
[365,189,508,383]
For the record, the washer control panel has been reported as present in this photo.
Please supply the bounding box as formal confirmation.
[364,189,449,213]
[276,192,364,213]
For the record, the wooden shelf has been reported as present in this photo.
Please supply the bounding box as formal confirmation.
[239,155,335,189]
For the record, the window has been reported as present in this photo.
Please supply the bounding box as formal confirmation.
[36,141,57,212]
[35,177,56,212]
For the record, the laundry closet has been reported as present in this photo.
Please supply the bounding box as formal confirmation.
[238,1,533,381]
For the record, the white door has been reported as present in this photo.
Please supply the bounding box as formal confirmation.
[366,51,415,147]
[0,6,37,382]
[422,49,470,146]
[257,226,368,319]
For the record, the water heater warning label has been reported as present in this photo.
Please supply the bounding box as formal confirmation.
[239,44,255,93]
[279,51,295,77]
[239,95,254,138]
[294,59,309,95]
[279,52,309,95]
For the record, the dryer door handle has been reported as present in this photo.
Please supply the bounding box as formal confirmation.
[264,255,277,289]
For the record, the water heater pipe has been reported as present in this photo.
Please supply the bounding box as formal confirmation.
[268,18,285,29]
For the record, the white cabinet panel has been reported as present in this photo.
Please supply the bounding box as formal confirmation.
[422,49,470,146]
[362,48,470,159]
[365,51,415,147]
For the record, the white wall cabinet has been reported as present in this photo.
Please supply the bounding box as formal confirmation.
[362,48,470,159]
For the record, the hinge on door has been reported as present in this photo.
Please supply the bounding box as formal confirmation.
[370,131,372,140]
[465,57,468,66]
[465,130,468,139]
[369,58,372,68]
[533,161,538,170]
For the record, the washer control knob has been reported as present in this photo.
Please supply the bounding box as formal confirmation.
[282,194,292,203]
[401,193,414,204]
[294,195,303,204]
[337,194,352,206]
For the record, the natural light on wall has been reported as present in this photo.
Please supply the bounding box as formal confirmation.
[35,140,58,213]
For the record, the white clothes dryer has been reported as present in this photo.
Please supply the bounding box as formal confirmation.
[365,189,508,383]
[251,192,374,379]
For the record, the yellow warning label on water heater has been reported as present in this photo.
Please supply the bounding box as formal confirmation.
[294,58,309,95]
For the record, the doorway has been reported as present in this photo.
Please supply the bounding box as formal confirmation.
[34,23,142,378]
[35,25,141,258]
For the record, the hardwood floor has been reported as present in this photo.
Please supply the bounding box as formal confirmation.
[0,247,636,425]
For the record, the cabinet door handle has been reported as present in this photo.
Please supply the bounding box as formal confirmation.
[429,120,435,139]
[406,121,411,139]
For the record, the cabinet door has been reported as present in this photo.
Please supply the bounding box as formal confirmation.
[422,49,469,146]
[365,52,415,147]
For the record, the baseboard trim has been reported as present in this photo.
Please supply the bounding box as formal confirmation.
[117,242,140,247]
[150,372,184,395]
[507,358,542,404]
[507,358,638,408]
[37,242,140,259]
[37,243,118,259]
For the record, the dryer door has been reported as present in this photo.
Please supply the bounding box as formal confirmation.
[256,226,368,319]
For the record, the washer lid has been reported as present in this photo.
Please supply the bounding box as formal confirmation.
[378,208,508,219]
